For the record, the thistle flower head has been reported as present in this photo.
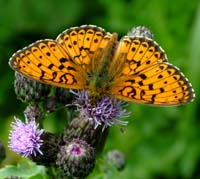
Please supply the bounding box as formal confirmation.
[9,117,43,157]
[73,90,129,129]
[56,138,95,179]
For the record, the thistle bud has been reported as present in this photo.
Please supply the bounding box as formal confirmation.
[24,104,42,122]
[30,132,60,166]
[127,26,154,39]
[56,138,95,179]
[106,150,126,171]
[14,72,50,103]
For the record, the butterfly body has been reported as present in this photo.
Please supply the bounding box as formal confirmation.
[88,32,118,99]
[9,25,195,106]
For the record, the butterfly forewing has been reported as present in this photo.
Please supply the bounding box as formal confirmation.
[110,36,168,77]
[56,25,113,73]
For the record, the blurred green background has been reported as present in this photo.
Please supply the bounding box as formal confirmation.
[0,0,200,178]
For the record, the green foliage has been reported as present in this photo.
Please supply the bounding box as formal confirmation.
[0,159,46,179]
[0,0,199,178]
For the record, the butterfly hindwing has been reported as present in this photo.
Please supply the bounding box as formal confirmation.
[9,40,87,89]
[111,37,194,106]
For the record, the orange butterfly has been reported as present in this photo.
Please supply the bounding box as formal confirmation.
[9,25,195,106]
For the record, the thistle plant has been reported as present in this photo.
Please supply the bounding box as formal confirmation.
[7,72,128,179]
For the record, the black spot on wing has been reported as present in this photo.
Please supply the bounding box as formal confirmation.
[60,58,68,63]
[139,74,147,80]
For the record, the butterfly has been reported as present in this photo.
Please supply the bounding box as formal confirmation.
[9,25,195,106]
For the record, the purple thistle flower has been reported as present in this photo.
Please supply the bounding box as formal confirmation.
[9,117,43,157]
[73,90,129,129]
